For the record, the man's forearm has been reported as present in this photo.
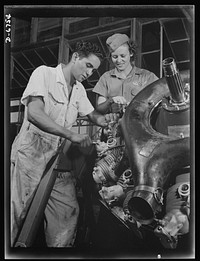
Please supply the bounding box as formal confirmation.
[87,110,103,126]
[87,110,110,127]
[28,104,73,140]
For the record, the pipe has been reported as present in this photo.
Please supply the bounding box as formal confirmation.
[121,69,190,225]
[123,138,190,224]
[162,57,186,103]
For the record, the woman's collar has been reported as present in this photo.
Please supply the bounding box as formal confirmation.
[113,63,133,79]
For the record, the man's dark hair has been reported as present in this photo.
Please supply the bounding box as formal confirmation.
[74,41,103,61]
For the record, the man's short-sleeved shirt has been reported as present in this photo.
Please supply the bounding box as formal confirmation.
[13,64,94,156]
[92,65,159,103]
[21,63,94,128]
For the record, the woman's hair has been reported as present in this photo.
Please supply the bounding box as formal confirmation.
[108,39,137,62]
[74,41,104,61]
[127,39,137,61]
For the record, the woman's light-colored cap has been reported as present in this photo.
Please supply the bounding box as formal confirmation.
[106,33,129,52]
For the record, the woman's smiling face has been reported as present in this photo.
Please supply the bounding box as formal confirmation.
[111,43,131,72]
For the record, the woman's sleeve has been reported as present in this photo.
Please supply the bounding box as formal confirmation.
[92,73,108,98]
[148,72,159,85]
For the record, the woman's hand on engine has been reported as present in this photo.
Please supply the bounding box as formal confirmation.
[112,96,127,104]
[104,112,119,123]
[110,96,127,114]
[95,112,119,128]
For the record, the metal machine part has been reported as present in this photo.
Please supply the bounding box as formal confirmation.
[178,182,190,201]
[154,225,178,249]
[154,172,190,249]
[120,81,190,224]
[117,168,133,188]
[162,57,187,104]
[92,58,190,249]
[92,122,125,187]
[155,57,190,137]
[98,168,134,206]
[92,146,124,186]
[99,185,124,205]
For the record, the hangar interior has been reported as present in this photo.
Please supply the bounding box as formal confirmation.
[10,16,191,142]
[7,10,193,257]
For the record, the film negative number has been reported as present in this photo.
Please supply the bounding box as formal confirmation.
[5,14,11,43]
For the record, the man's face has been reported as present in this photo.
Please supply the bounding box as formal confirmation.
[72,53,101,82]
[111,43,131,72]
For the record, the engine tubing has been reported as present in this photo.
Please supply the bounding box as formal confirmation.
[121,70,190,224]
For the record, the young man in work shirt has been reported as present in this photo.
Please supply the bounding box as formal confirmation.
[10,41,118,247]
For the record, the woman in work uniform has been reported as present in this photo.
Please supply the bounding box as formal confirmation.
[92,33,159,114]
[10,41,118,247]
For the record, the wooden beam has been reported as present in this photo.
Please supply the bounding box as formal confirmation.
[130,18,136,42]
[30,18,38,43]
[67,25,131,44]
[20,51,35,69]
[58,18,70,64]
[12,57,29,81]
[58,37,64,64]
[11,38,59,53]
[160,22,163,78]
[34,49,47,65]
[135,19,142,67]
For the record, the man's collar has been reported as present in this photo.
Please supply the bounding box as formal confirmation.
[56,63,67,88]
